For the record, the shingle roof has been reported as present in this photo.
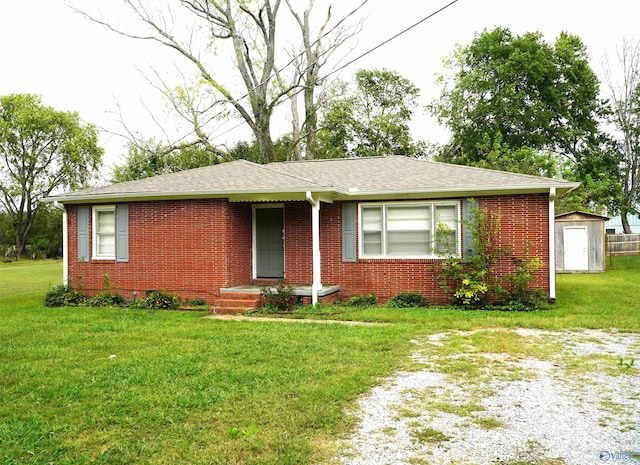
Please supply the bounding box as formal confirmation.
[47,156,579,203]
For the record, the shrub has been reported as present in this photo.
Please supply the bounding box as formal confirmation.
[188,298,207,307]
[140,291,180,310]
[439,259,491,308]
[44,284,86,307]
[87,291,126,307]
[344,293,377,307]
[386,292,428,308]
[261,281,298,312]
[44,284,70,307]
[439,200,511,309]
[507,289,548,311]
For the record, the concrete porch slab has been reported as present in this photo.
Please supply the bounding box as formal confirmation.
[220,284,341,297]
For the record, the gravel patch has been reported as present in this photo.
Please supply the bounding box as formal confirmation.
[337,329,640,465]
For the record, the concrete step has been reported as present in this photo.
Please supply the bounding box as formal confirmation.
[211,306,256,315]
[218,292,263,300]
[214,298,261,308]
[211,292,264,314]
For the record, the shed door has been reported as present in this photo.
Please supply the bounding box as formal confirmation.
[564,226,588,271]
[255,207,284,278]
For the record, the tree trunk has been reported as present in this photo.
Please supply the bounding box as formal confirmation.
[15,235,25,260]
[289,92,303,160]
[304,86,318,159]
[255,117,277,164]
[621,211,632,234]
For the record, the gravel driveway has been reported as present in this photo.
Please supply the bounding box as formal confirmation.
[336,329,640,465]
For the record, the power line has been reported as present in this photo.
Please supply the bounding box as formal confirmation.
[207,0,460,142]
[324,0,460,80]
[116,0,460,171]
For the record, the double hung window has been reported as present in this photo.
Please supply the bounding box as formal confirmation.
[92,206,116,260]
[360,202,459,258]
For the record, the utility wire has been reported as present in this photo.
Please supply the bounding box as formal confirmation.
[117,0,460,171]
[324,0,459,80]
[206,0,460,142]
[119,0,371,154]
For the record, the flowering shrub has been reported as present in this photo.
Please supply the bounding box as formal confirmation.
[454,278,488,306]
[439,258,492,308]
[439,201,547,310]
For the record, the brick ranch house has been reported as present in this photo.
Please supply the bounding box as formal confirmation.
[47,156,578,310]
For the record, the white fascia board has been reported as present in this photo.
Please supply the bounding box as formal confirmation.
[334,184,580,201]
[45,187,341,204]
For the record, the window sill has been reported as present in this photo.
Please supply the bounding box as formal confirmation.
[358,256,457,263]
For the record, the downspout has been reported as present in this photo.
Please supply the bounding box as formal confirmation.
[306,192,321,305]
[54,201,69,286]
[548,187,556,302]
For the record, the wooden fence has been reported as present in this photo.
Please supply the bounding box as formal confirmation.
[606,234,640,255]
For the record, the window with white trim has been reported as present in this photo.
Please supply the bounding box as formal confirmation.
[359,202,459,258]
[92,205,116,259]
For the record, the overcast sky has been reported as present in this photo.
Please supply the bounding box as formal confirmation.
[1,0,639,173]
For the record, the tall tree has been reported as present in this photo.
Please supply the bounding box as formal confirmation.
[429,27,620,209]
[0,94,103,257]
[602,38,640,233]
[78,0,287,164]
[430,27,604,161]
[318,68,425,158]
[283,1,364,160]
[77,1,365,164]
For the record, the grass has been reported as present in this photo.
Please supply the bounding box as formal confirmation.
[1,256,639,464]
[290,255,640,332]
[410,427,450,444]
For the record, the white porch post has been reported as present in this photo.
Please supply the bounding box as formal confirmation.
[548,187,556,301]
[306,192,322,305]
[59,203,69,286]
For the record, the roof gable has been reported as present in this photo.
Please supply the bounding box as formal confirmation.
[555,211,609,221]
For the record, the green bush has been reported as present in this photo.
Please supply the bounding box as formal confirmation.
[261,281,298,312]
[44,284,86,307]
[507,289,548,311]
[344,293,378,307]
[44,284,70,307]
[87,291,126,307]
[140,291,180,310]
[386,291,428,308]
[188,298,207,307]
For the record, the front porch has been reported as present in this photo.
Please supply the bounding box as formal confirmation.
[211,284,342,314]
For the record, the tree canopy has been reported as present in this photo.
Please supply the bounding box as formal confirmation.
[0,94,103,256]
[318,69,425,158]
[429,27,621,210]
[112,140,222,183]
[111,135,297,182]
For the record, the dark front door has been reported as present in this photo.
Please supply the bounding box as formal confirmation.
[255,207,284,278]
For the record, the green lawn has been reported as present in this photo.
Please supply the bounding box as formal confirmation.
[1,258,638,464]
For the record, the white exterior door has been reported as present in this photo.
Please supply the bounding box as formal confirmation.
[564,227,588,271]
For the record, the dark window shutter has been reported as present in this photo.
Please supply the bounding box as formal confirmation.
[342,203,356,262]
[77,206,90,262]
[116,205,129,262]
[461,199,477,259]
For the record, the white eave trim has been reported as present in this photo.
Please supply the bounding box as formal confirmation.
[45,182,579,205]
[44,187,341,204]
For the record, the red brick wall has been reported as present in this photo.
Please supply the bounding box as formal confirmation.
[65,199,251,302]
[477,195,550,295]
[284,202,313,284]
[65,193,550,305]
[283,194,550,304]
